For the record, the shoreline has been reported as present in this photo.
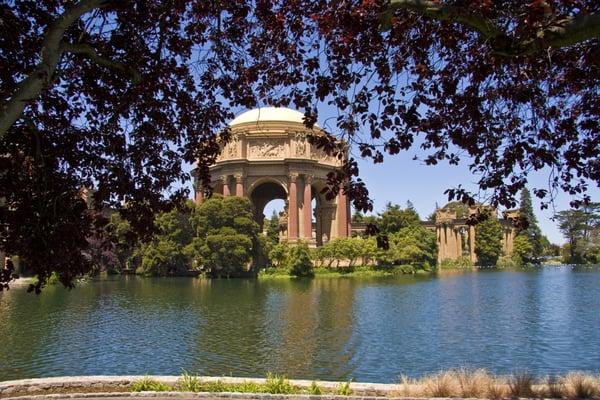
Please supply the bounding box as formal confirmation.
[1,372,599,400]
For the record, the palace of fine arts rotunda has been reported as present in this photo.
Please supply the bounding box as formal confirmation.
[192,107,351,246]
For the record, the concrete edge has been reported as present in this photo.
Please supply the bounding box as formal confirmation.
[0,391,439,400]
[0,376,404,399]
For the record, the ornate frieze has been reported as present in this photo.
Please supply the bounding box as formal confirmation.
[248,139,286,159]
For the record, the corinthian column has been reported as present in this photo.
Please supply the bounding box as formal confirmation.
[288,173,299,240]
[302,174,313,240]
[222,175,230,196]
[234,173,244,197]
[337,188,349,237]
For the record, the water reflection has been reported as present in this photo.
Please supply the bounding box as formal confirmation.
[1,268,599,382]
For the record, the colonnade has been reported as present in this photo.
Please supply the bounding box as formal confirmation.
[195,172,349,244]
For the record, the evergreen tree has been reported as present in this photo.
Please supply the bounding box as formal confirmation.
[380,203,421,234]
[555,203,600,264]
[266,210,280,245]
[517,188,544,261]
[475,214,503,266]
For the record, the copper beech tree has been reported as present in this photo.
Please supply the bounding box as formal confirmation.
[1,1,598,290]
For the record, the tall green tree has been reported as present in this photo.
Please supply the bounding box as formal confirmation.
[516,188,544,262]
[137,202,194,276]
[266,210,280,245]
[475,214,504,266]
[382,225,437,270]
[379,202,421,234]
[187,195,260,277]
[555,203,600,264]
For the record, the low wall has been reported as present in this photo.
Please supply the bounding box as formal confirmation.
[0,376,404,399]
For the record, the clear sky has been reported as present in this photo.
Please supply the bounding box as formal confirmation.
[188,107,599,245]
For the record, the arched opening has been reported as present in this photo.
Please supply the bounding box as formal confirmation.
[263,198,286,242]
[249,181,287,234]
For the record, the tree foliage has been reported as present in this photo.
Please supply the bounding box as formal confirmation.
[516,188,544,262]
[286,242,313,277]
[475,214,504,266]
[137,202,194,276]
[379,202,421,234]
[2,1,598,289]
[555,203,600,264]
[382,226,437,270]
[187,195,260,277]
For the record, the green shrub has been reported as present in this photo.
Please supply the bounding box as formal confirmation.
[176,371,203,392]
[236,381,266,393]
[439,256,473,270]
[130,376,173,392]
[286,242,313,277]
[309,381,323,395]
[496,254,520,269]
[335,381,353,396]
[264,373,298,394]
[268,242,290,267]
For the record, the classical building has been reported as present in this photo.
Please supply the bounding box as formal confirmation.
[422,205,519,264]
[192,107,350,246]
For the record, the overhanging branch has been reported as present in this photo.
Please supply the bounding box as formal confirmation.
[61,42,142,83]
[382,0,600,57]
[0,0,107,139]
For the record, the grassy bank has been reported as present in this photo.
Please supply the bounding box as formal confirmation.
[258,265,430,279]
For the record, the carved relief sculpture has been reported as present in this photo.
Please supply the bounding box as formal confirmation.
[249,139,285,158]
[295,132,307,157]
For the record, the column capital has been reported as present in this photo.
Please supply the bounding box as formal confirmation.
[303,174,313,184]
[289,172,299,182]
[234,173,244,182]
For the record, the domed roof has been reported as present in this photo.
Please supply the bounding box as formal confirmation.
[230,107,313,126]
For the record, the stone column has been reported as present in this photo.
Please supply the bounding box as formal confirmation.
[337,188,349,237]
[288,173,299,240]
[302,174,312,240]
[235,174,244,197]
[222,175,230,196]
[456,228,463,258]
[194,186,204,206]
[469,225,476,263]
[437,226,443,264]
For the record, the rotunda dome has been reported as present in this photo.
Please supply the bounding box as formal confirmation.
[229,107,314,127]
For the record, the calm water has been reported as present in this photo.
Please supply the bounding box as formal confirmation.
[1,268,599,383]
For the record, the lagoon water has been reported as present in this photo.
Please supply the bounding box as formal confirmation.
[1,267,599,383]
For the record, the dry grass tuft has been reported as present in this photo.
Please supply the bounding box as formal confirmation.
[486,379,508,400]
[396,370,599,399]
[455,368,493,398]
[423,371,460,398]
[543,375,566,399]
[564,373,600,399]
[508,372,536,398]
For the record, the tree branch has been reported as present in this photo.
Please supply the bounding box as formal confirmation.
[61,42,142,83]
[500,13,600,56]
[0,0,107,139]
[382,0,502,39]
[382,0,600,57]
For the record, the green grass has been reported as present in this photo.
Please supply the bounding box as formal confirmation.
[308,381,323,395]
[130,376,173,392]
[335,380,353,396]
[264,373,298,394]
[259,265,425,279]
[136,373,299,395]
